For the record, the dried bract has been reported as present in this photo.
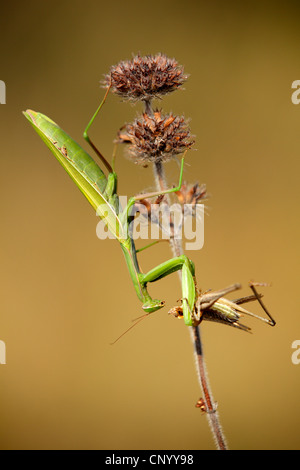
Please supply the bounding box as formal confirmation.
[176,182,207,211]
[103,53,188,101]
[135,195,166,219]
[118,110,194,164]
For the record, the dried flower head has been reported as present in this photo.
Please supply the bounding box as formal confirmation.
[134,184,206,241]
[103,53,188,101]
[135,195,166,220]
[176,182,207,206]
[173,182,208,220]
[118,110,194,164]
[134,194,169,236]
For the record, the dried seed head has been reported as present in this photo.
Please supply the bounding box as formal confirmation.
[118,110,194,164]
[176,183,207,207]
[103,53,188,101]
[134,195,168,232]
[136,195,166,219]
[175,182,208,219]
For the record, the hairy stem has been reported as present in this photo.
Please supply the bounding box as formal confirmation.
[151,125,228,449]
[192,326,227,450]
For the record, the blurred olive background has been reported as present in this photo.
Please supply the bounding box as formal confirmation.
[0,0,299,450]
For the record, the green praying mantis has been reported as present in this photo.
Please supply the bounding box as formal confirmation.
[23,92,197,326]
[23,89,276,332]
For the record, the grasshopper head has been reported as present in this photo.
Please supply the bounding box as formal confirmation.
[168,305,183,319]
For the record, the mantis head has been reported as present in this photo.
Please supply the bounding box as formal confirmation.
[142,299,165,313]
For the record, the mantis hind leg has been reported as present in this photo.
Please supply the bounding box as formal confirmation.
[83,85,119,203]
[83,85,113,174]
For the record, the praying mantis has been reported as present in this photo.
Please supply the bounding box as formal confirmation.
[23,92,197,326]
[23,89,276,331]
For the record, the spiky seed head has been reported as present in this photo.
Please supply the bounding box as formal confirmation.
[118,110,194,164]
[176,182,207,206]
[103,53,188,101]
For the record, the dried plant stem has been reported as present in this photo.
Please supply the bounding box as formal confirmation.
[144,99,153,115]
[153,160,182,258]
[153,156,228,450]
[192,326,228,450]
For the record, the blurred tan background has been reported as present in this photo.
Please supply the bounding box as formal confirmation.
[0,0,299,450]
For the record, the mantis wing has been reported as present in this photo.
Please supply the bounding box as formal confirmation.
[24,110,124,240]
